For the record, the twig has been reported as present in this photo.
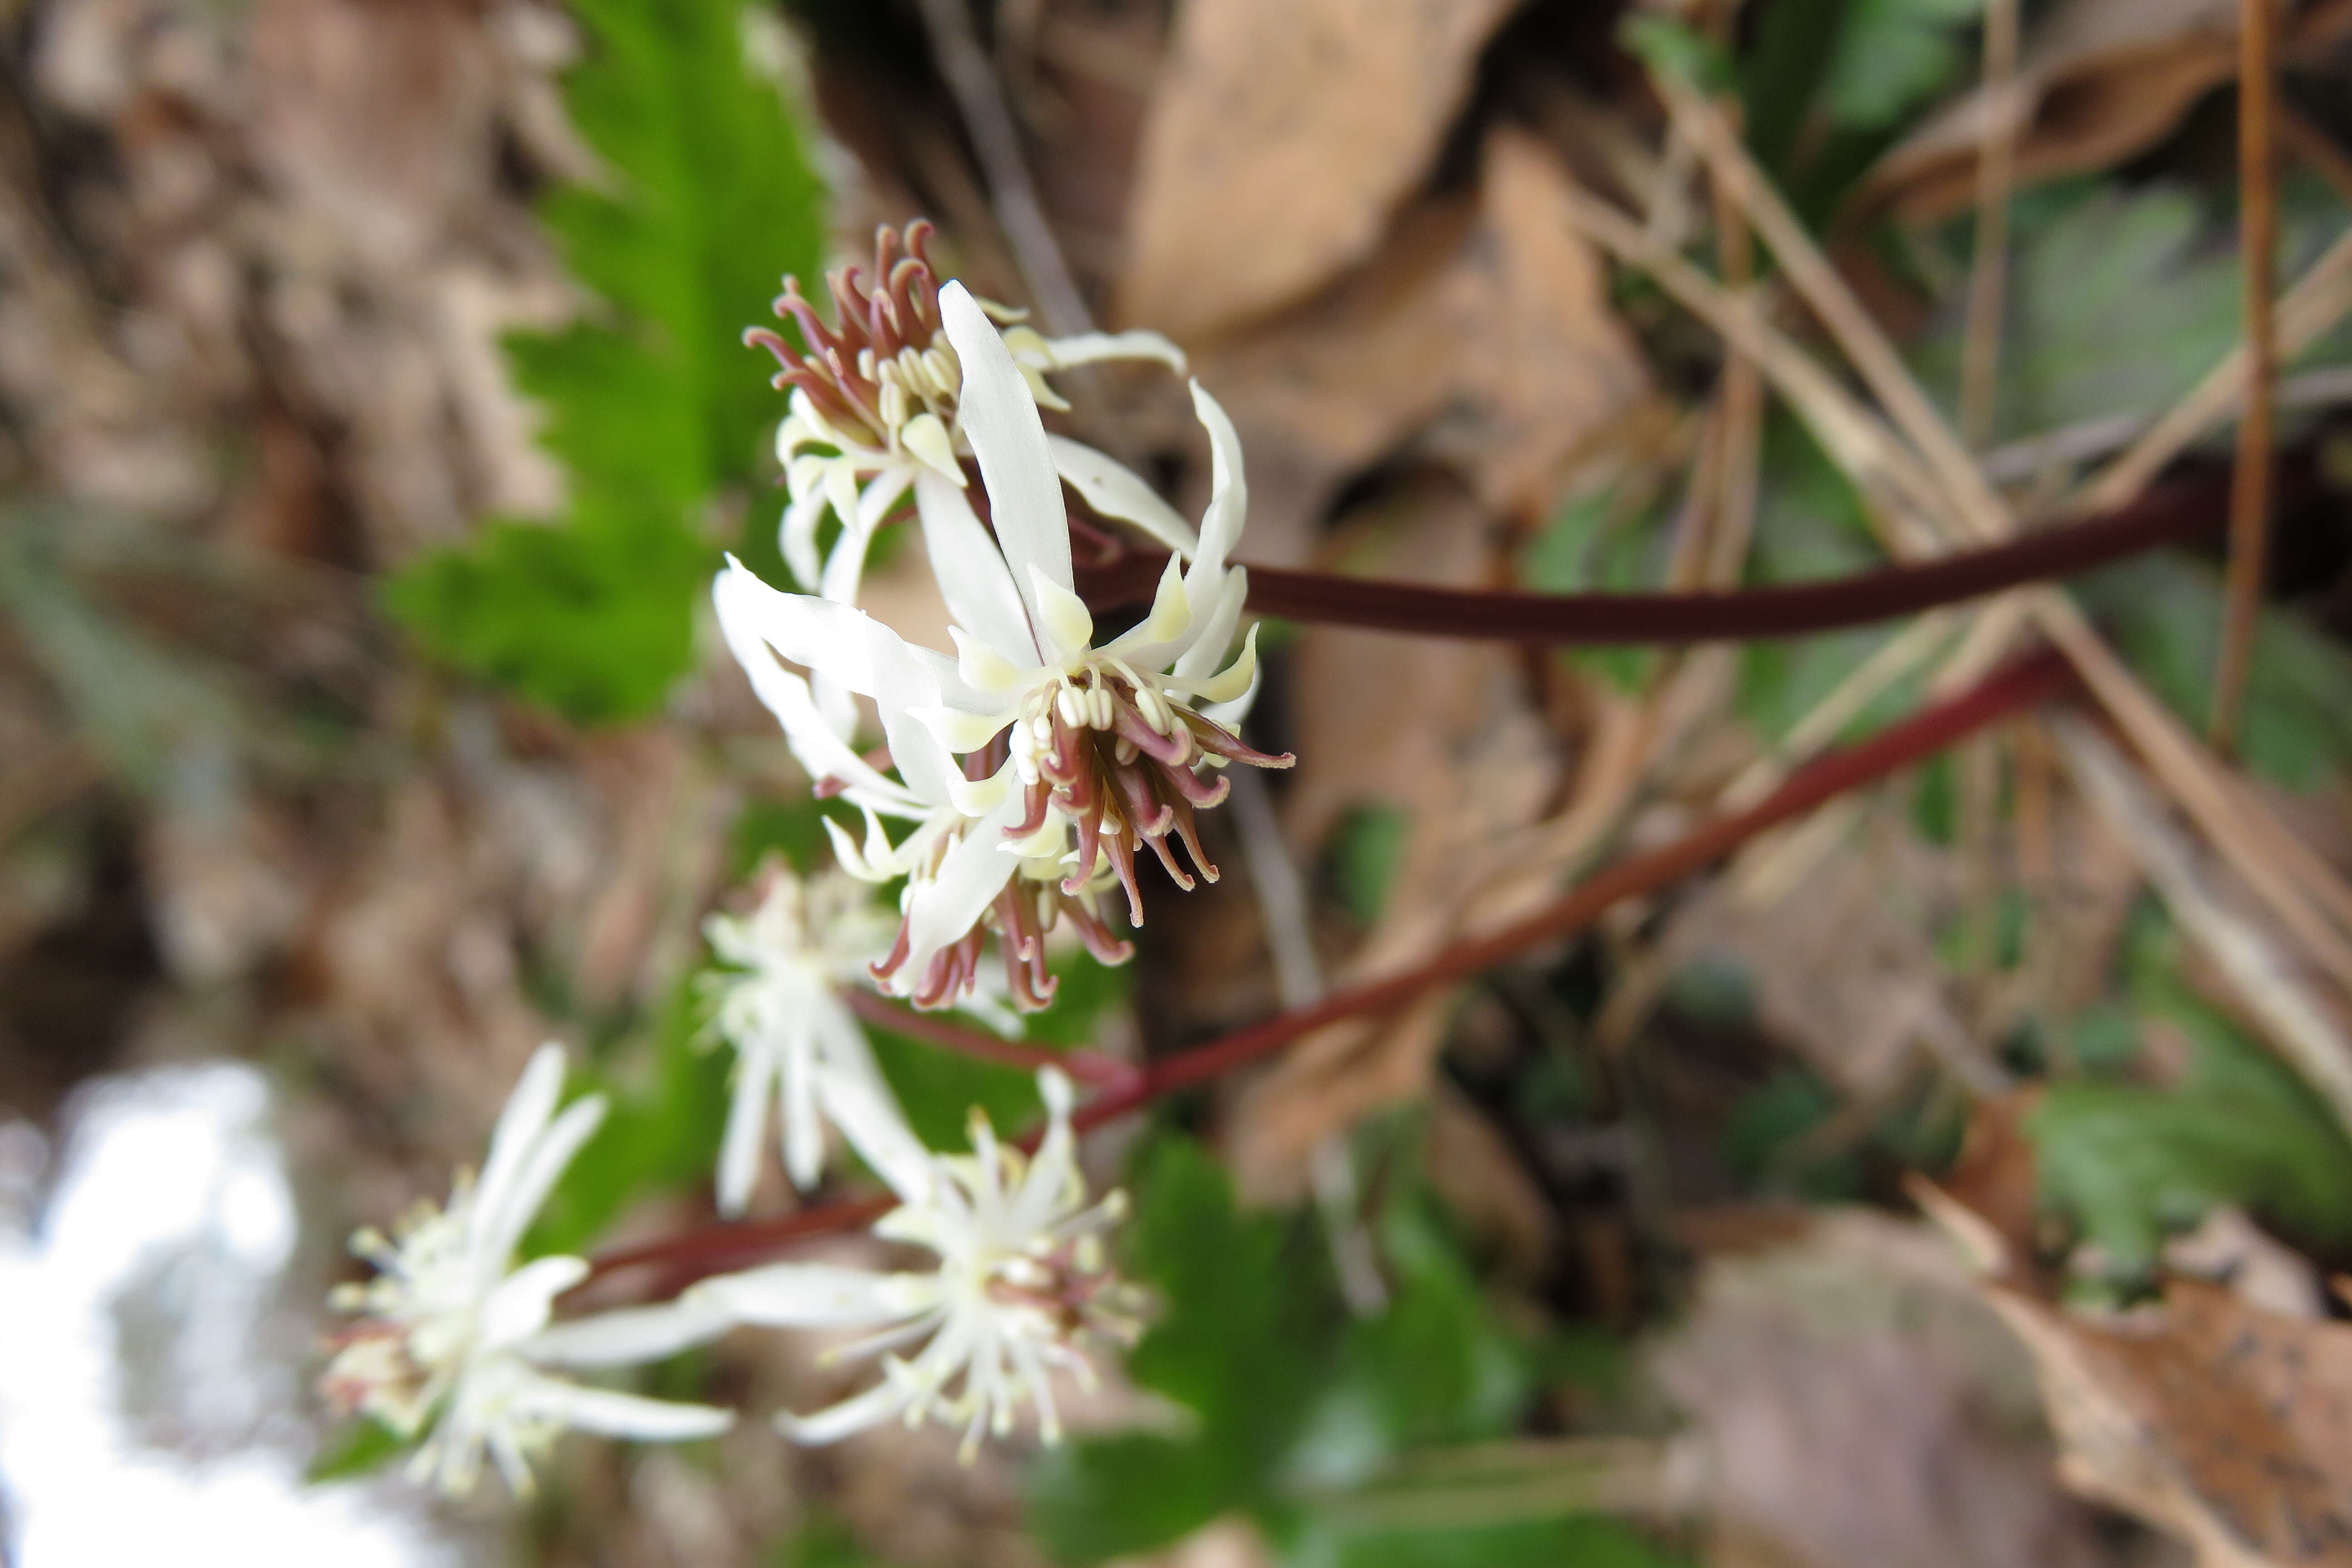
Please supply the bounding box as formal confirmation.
[910,0,1093,336]
[842,988,1133,1084]
[2213,0,2281,750]
[1982,365,2352,484]
[1960,0,2022,450]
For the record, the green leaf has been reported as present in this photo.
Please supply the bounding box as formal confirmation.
[1301,1516,1690,1568]
[1818,0,1981,131]
[305,1416,407,1484]
[1522,488,1666,694]
[1617,14,1735,97]
[1328,805,1411,927]
[2029,936,2352,1279]
[2078,554,2352,789]
[1028,1137,1337,1563]
[387,0,826,723]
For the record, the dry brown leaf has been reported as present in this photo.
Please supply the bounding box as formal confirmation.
[1197,127,1658,555]
[1652,1209,2112,1568]
[1118,0,1521,340]
[1986,1279,2352,1567]
[1865,0,2352,224]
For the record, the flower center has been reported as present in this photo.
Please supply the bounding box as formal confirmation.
[1004,660,1290,924]
[745,220,961,456]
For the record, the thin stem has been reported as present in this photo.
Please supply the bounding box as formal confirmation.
[842,988,1134,1083]
[1076,472,2230,644]
[1959,0,2022,451]
[2214,0,2280,750]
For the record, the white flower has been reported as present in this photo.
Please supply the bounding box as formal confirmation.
[701,863,902,1208]
[323,1044,735,1496]
[687,1066,1142,1460]
[747,220,1192,736]
[714,279,1289,1008]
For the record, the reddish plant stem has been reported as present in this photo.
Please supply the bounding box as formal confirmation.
[1075,474,2226,643]
[581,650,2074,1293]
[841,988,1132,1083]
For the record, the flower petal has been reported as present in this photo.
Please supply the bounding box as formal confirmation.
[1046,437,1197,557]
[716,1040,779,1217]
[816,1059,936,1205]
[901,412,963,482]
[1029,565,1095,659]
[480,1097,606,1275]
[938,282,1071,609]
[900,792,1026,978]
[509,1371,735,1441]
[913,468,1039,665]
[1171,567,1249,682]
[774,1377,907,1446]
[524,1294,736,1368]
[690,1263,916,1329]
[1189,382,1249,581]
[478,1255,589,1349]
[781,485,831,591]
[1024,327,1188,375]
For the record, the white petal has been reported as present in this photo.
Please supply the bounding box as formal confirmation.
[471,1045,567,1250]
[951,625,1027,695]
[716,1043,779,1217]
[1100,554,1191,664]
[480,1097,606,1273]
[913,468,1040,665]
[938,282,1072,611]
[478,1255,589,1349]
[1171,619,1262,707]
[1172,568,1249,682]
[911,703,1018,755]
[901,411,964,481]
[1029,566,1095,659]
[690,1263,915,1329]
[775,1377,908,1446]
[781,1023,824,1191]
[816,1064,936,1205]
[1047,437,1197,557]
[524,1294,736,1368]
[901,793,1026,978]
[1029,328,1188,375]
[781,485,830,591]
[1189,382,1248,580]
[824,458,862,534]
[510,1374,735,1442]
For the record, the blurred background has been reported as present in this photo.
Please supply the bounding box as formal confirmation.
[3,0,2352,1565]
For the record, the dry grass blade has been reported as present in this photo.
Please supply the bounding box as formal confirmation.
[2052,712,2352,1137]
[1960,0,2024,451]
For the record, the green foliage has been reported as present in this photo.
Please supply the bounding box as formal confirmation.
[1328,805,1412,927]
[1616,13,1735,97]
[305,1415,406,1485]
[2029,920,2352,1279]
[1723,1066,1862,1200]
[1028,1131,1654,1568]
[387,0,826,723]
[2078,554,2352,789]
[1522,487,1666,693]
[1817,0,1982,132]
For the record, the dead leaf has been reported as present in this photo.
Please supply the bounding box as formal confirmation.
[1197,127,1659,556]
[1118,0,1522,340]
[1653,1209,2112,1568]
[1987,1278,2352,1567]
[1865,0,2352,224]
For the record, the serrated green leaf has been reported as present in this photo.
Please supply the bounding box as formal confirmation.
[388,0,825,723]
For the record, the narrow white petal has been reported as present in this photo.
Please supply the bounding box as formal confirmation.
[690,1263,915,1329]
[510,1374,735,1441]
[1100,554,1192,664]
[1029,328,1188,374]
[775,1377,908,1446]
[1171,568,1249,681]
[913,468,1039,666]
[901,794,1026,980]
[947,767,1012,818]
[781,485,831,591]
[950,625,1027,695]
[781,1026,823,1191]
[1171,619,1262,707]
[1047,437,1197,557]
[1029,566,1095,659]
[471,1045,568,1251]
[716,1044,778,1217]
[816,1067,936,1205]
[911,703,1018,755]
[1189,382,1248,579]
[823,458,862,532]
[481,1097,607,1272]
[938,282,1072,610]
[478,1255,590,1349]
[524,1294,736,1368]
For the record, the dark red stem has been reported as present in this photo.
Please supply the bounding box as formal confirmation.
[842,988,1135,1085]
[579,649,2072,1294]
[1075,473,2234,643]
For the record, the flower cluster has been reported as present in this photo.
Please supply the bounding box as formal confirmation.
[720,272,1290,1016]
[327,217,1262,1499]
[321,1046,732,1496]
